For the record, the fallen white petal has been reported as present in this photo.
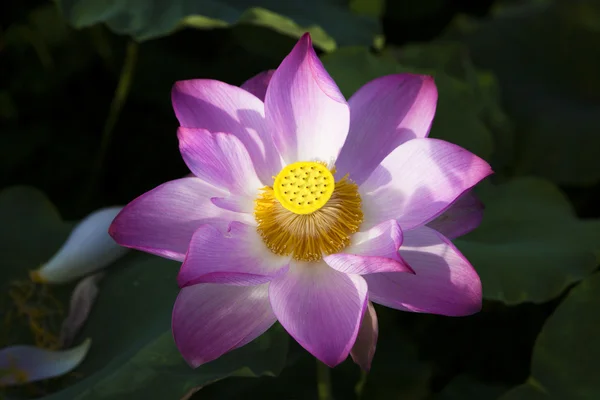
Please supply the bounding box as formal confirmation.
[60,273,104,347]
[32,207,128,284]
[0,339,91,386]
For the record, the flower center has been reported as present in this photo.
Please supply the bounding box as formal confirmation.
[272,161,335,215]
[255,161,363,262]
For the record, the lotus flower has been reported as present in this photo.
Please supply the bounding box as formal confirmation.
[109,33,492,370]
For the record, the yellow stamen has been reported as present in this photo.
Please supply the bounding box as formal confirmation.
[29,269,46,283]
[0,364,29,387]
[3,280,63,350]
[255,163,363,262]
[273,161,335,215]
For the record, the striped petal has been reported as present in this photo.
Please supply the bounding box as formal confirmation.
[109,178,251,261]
[324,220,414,275]
[365,226,482,316]
[269,261,367,367]
[336,74,438,185]
[172,79,281,184]
[265,33,349,165]
[177,222,289,287]
[360,138,492,231]
[172,283,276,368]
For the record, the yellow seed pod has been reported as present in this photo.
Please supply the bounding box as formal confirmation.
[272,161,335,215]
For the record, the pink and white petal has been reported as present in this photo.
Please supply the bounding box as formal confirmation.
[178,128,262,197]
[269,261,367,367]
[173,283,276,368]
[426,191,484,239]
[210,196,254,214]
[324,254,413,275]
[109,178,251,261]
[360,138,492,231]
[172,79,281,184]
[350,301,378,372]
[345,220,404,257]
[241,70,275,101]
[177,222,289,287]
[336,74,438,185]
[0,339,91,386]
[265,33,349,164]
[324,220,414,275]
[365,226,482,316]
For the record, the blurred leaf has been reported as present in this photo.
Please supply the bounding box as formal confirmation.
[321,47,402,96]
[500,272,600,399]
[195,342,318,400]
[391,41,514,171]
[321,46,494,159]
[436,374,509,400]
[500,383,549,400]
[44,327,288,400]
[350,0,386,18]
[54,0,380,49]
[224,8,336,52]
[27,5,71,46]
[429,73,493,162]
[558,0,600,32]
[0,129,51,184]
[455,177,600,304]
[199,308,430,400]
[0,186,73,282]
[4,4,99,97]
[385,0,446,22]
[0,92,18,120]
[4,3,69,65]
[0,186,74,349]
[0,186,288,398]
[40,251,288,400]
[359,307,432,399]
[457,2,600,185]
[381,0,452,45]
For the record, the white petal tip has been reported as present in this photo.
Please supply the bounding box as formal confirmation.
[37,206,128,284]
[0,339,91,386]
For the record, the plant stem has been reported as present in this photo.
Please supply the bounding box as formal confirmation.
[86,40,138,201]
[97,40,138,170]
[316,359,334,400]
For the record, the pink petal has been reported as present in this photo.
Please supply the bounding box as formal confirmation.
[178,128,262,199]
[172,79,281,184]
[336,74,438,185]
[360,138,492,231]
[364,226,482,316]
[210,196,253,214]
[172,283,276,368]
[269,261,368,367]
[350,301,378,372]
[265,33,350,164]
[109,178,250,261]
[241,70,275,101]
[177,222,289,287]
[324,220,415,275]
[426,191,484,239]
